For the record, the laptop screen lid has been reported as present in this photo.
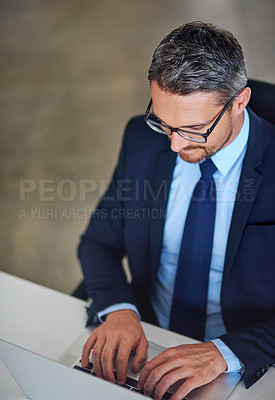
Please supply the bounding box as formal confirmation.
[0,339,143,400]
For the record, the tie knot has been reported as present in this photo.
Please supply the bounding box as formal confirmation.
[199,158,217,181]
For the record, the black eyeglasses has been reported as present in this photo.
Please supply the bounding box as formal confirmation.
[144,95,237,143]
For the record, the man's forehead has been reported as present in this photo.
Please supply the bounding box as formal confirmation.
[150,81,219,106]
[150,82,220,126]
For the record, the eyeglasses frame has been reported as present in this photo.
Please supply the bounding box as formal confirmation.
[144,94,237,143]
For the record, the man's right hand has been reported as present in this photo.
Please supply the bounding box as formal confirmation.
[81,309,148,385]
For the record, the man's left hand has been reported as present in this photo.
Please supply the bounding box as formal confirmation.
[138,342,227,400]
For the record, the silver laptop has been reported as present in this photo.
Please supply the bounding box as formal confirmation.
[0,331,240,400]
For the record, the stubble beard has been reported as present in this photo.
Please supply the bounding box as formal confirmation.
[178,127,234,164]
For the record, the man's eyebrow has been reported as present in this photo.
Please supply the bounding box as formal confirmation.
[152,110,212,129]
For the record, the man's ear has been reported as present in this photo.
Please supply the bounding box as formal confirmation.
[234,87,251,115]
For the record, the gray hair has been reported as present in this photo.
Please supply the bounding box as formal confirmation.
[148,21,247,105]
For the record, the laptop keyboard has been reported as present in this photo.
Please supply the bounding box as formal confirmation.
[74,362,171,399]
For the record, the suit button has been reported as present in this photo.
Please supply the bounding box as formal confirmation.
[256,370,262,378]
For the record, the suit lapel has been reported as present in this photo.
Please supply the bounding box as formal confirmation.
[149,149,177,284]
[223,108,264,277]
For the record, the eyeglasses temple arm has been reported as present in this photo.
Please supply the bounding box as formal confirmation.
[207,95,236,134]
[145,98,153,117]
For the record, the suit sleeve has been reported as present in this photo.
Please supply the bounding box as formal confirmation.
[219,115,275,388]
[78,119,137,325]
[219,316,275,388]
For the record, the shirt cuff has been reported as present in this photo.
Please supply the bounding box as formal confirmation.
[211,338,242,373]
[97,303,141,323]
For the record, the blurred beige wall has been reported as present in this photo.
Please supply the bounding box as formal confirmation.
[1,0,274,293]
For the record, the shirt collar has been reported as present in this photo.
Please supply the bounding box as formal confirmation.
[211,108,250,176]
[175,108,250,175]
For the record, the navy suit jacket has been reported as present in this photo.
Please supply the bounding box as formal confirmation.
[78,107,275,388]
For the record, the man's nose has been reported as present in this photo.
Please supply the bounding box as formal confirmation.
[170,132,190,152]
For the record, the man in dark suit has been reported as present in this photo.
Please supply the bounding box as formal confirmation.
[78,22,275,399]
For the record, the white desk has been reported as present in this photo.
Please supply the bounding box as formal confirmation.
[0,271,274,399]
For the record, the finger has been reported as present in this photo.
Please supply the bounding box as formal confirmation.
[131,338,148,372]
[115,341,133,385]
[154,368,189,400]
[82,333,97,367]
[138,354,166,390]
[143,362,181,398]
[100,337,118,383]
[91,336,106,379]
[170,378,198,400]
